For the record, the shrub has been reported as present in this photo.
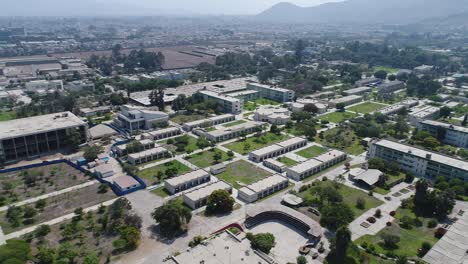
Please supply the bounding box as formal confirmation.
[297,255,307,264]
[35,225,51,237]
[427,219,438,228]
[386,221,392,226]
[112,239,127,250]
[389,211,396,217]
[380,233,400,249]
[188,235,205,247]
[419,242,432,257]
[247,232,275,254]
[356,197,366,209]
[399,216,413,229]
[374,209,382,218]
[367,217,376,223]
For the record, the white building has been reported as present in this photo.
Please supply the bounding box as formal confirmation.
[197,90,243,114]
[182,181,232,209]
[141,127,181,141]
[378,99,419,116]
[247,83,295,103]
[378,81,405,94]
[291,98,328,114]
[368,139,468,180]
[25,80,63,92]
[238,174,289,203]
[419,120,468,148]
[114,139,155,156]
[249,137,308,162]
[408,106,440,126]
[114,105,169,133]
[127,147,169,165]
[286,150,347,181]
[199,121,264,142]
[66,80,95,92]
[182,114,235,131]
[94,164,114,178]
[164,169,210,194]
[254,105,291,125]
[263,158,287,173]
[343,86,372,96]
[328,95,363,108]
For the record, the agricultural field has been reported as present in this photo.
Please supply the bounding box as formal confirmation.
[215,160,271,189]
[0,163,92,206]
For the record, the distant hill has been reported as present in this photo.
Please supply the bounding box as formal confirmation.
[257,0,468,24]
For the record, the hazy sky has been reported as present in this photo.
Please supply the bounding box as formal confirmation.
[138,0,342,14]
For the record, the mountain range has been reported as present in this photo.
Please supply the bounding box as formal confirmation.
[256,0,468,24]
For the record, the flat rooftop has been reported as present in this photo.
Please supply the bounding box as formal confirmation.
[183,181,231,201]
[314,150,346,163]
[127,147,168,160]
[289,158,323,174]
[207,121,262,138]
[242,174,287,194]
[329,95,363,104]
[421,120,468,134]
[165,169,209,186]
[374,139,468,171]
[0,112,86,140]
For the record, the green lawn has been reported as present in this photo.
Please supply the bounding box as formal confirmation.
[206,127,216,132]
[348,102,387,114]
[0,111,16,121]
[150,186,171,198]
[298,181,383,218]
[316,127,365,155]
[185,149,230,168]
[170,114,206,124]
[296,145,327,159]
[222,120,247,127]
[319,111,358,123]
[137,160,191,185]
[373,66,399,74]
[277,157,298,167]
[224,132,288,155]
[244,102,257,111]
[254,98,281,105]
[162,135,199,154]
[356,207,440,258]
[216,160,271,189]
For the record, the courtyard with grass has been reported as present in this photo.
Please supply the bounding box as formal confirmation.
[373,66,399,74]
[319,111,358,123]
[150,185,171,198]
[254,98,281,105]
[224,132,288,155]
[136,160,191,185]
[222,120,247,127]
[160,135,198,154]
[215,160,271,189]
[170,113,206,124]
[297,180,383,218]
[316,127,365,155]
[296,145,327,159]
[356,207,440,259]
[185,148,230,168]
[348,102,388,114]
[276,156,298,167]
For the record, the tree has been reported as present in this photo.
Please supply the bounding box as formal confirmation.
[172,94,187,111]
[304,104,319,114]
[227,150,234,160]
[82,252,99,264]
[335,103,346,112]
[388,74,396,81]
[66,129,82,151]
[151,200,192,236]
[270,124,280,135]
[394,116,409,136]
[35,225,51,237]
[36,247,56,264]
[297,255,308,264]
[422,136,440,149]
[246,232,275,254]
[126,141,144,154]
[374,70,388,80]
[381,233,400,249]
[149,88,165,111]
[120,226,141,249]
[0,239,31,264]
[295,39,306,64]
[320,203,354,231]
[368,157,385,171]
[330,226,351,264]
[83,146,103,161]
[439,106,451,119]
[213,151,223,164]
[356,197,365,210]
[206,190,235,215]
[303,126,317,141]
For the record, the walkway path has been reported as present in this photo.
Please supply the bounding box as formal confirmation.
[4,198,118,240]
[0,180,98,212]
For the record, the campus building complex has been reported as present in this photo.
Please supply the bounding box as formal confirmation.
[247,83,295,103]
[182,114,235,131]
[0,112,88,163]
[408,106,440,126]
[238,174,289,203]
[114,105,169,133]
[127,146,169,165]
[419,120,468,148]
[141,127,181,141]
[328,95,363,108]
[249,137,308,162]
[197,121,264,142]
[378,81,405,94]
[164,169,210,194]
[182,181,232,209]
[254,106,291,125]
[197,90,243,114]
[368,139,468,180]
[286,150,347,181]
